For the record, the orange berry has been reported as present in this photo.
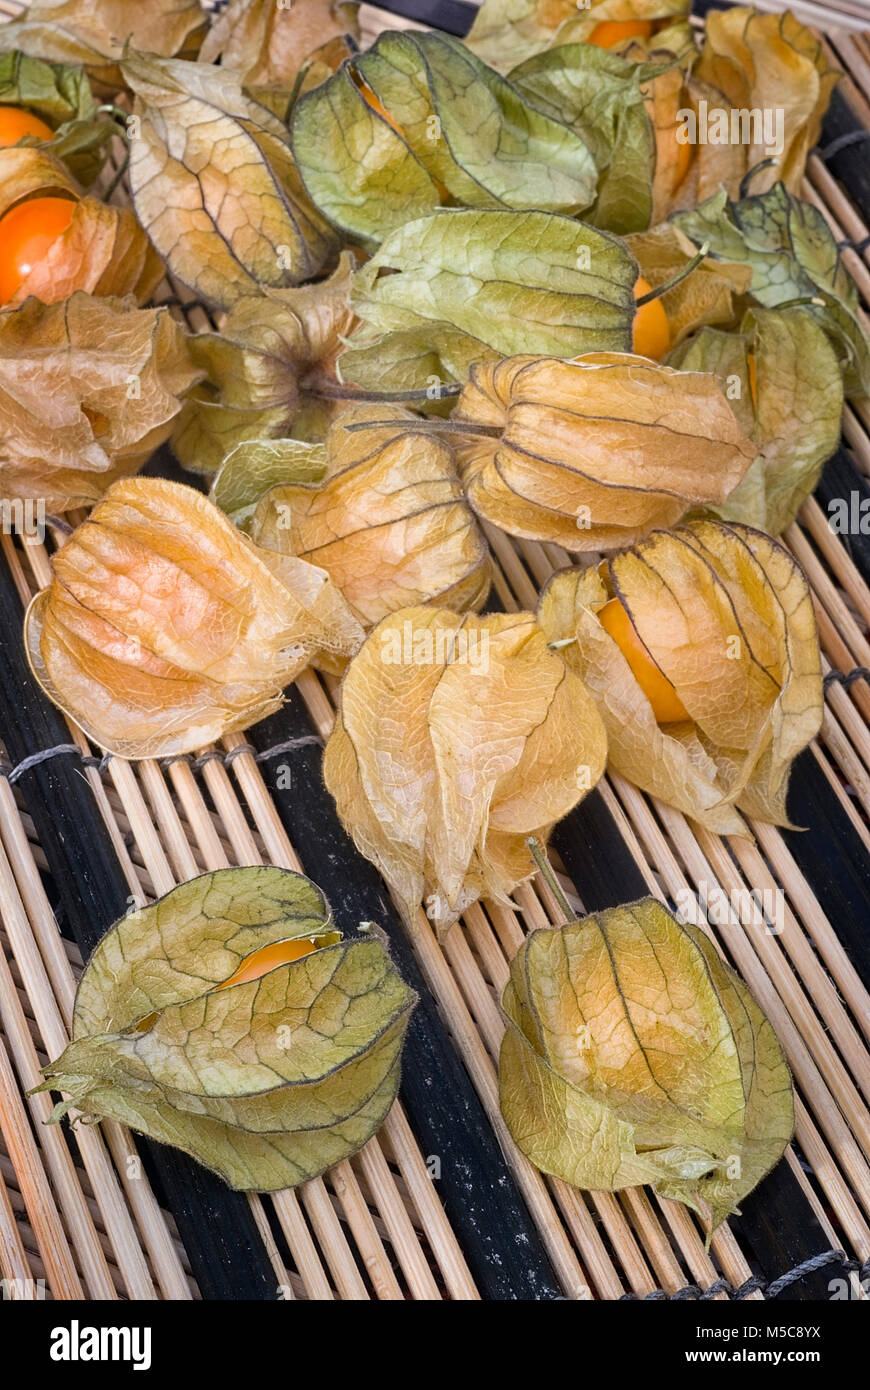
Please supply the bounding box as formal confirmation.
[0,104,54,147]
[747,350,758,409]
[597,596,689,723]
[215,938,319,991]
[632,275,670,359]
[0,196,75,304]
[588,19,654,48]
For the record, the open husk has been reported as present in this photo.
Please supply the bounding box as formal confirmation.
[538,520,823,832]
[34,867,416,1191]
[0,147,163,306]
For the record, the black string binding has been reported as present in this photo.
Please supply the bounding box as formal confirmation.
[824,666,870,691]
[616,1250,869,1302]
[816,130,870,161]
[0,735,321,784]
[3,668,868,781]
[0,660,862,876]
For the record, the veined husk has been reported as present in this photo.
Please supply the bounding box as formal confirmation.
[465,0,692,73]
[199,0,359,93]
[0,292,199,512]
[538,520,823,833]
[452,354,755,552]
[0,148,163,305]
[508,47,688,237]
[0,50,116,185]
[338,208,638,394]
[324,607,608,937]
[219,405,492,627]
[626,222,752,346]
[33,867,416,1191]
[673,182,870,399]
[291,29,598,245]
[172,254,357,475]
[123,51,338,311]
[0,0,206,93]
[24,477,364,759]
[499,896,794,1234]
[668,8,838,215]
[670,307,843,534]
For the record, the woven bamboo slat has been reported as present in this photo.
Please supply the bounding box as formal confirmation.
[0,0,869,1301]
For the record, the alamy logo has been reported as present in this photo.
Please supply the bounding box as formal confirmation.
[49,1320,152,1371]
[0,497,46,541]
[675,881,785,935]
[1,1277,45,1298]
[380,619,490,672]
[676,101,785,157]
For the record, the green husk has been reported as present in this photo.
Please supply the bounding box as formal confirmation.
[291,30,597,244]
[673,183,870,398]
[499,896,794,1235]
[339,207,637,392]
[35,867,416,1190]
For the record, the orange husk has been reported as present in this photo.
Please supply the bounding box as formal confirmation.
[245,404,492,626]
[25,477,365,758]
[538,519,823,832]
[452,354,755,551]
[324,607,607,936]
[0,291,200,511]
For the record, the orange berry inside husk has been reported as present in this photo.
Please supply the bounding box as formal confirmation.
[215,937,320,991]
[632,275,671,359]
[0,196,75,304]
[355,75,405,138]
[0,105,54,147]
[588,19,655,48]
[597,597,689,723]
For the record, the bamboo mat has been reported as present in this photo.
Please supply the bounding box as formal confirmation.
[1,0,869,1301]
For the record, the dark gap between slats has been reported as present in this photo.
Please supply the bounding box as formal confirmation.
[366,0,476,37]
[778,750,870,991]
[551,797,837,1300]
[815,447,870,591]
[820,89,870,231]
[0,550,277,1302]
[248,691,563,1300]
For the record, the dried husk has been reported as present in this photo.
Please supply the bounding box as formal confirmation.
[339,209,638,394]
[509,48,681,236]
[0,147,163,306]
[172,253,357,474]
[0,0,207,93]
[225,405,493,627]
[465,0,692,73]
[499,896,794,1234]
[198,0,359,91]
[123,51,338,310]
[25,477,365,758]
[34,867,416,1191]
[0,291,199,511]
[669,8,838,214]
[538,520,823,832]
[673,182,870,398]
[324,607,607,937]
[452,354,756,551]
